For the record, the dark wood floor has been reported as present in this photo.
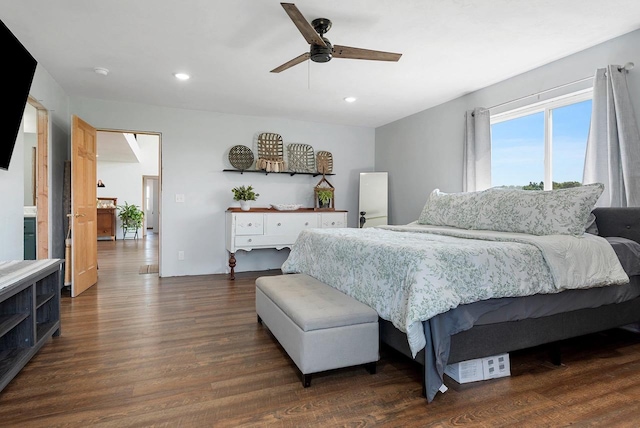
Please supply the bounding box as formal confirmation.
[1,235,640,427]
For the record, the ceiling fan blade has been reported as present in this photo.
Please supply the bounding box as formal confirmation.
[280,3,326,47]
[271,52,311,73]
[332,45,402,62]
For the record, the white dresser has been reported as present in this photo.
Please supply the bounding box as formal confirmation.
[225,208,348,279]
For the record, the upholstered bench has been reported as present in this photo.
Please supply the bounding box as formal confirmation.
[256,273,379,387]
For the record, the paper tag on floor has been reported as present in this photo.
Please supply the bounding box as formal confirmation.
[439,383,448,393]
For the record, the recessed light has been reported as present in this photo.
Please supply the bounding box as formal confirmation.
[94,67,109,76]
[344,96,357,103]
[174,72,190,81]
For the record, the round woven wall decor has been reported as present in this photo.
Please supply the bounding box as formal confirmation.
[229,145,254,170]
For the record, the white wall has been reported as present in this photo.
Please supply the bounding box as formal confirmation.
[5,29,638,271]
[30,65,71,259]
[0,67,67,262]
[0,116,25,261]
[71,97,376,277]
[97,134,159,239]
[376,29,640,225]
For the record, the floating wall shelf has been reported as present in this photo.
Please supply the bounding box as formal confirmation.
[223,169,334,177]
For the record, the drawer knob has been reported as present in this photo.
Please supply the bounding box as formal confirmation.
[332,222,336,225]
[277,222,281,226]
[248,238,252,242]
[248,223,252,226]
[305,222,309,226]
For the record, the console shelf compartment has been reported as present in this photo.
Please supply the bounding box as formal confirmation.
[0,260,62,392]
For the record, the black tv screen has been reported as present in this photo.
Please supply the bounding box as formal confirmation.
[0,19,37,171]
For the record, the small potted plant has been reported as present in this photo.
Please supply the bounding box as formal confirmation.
[117,201,144,239]
[317,189,333,209]
[232,185,259,211]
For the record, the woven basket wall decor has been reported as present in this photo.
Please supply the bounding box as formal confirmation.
[316,151,333,174]
[287,143,315,173]
[256,132,285,172]
[228,145,254,170]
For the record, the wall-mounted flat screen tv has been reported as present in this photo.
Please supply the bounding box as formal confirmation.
[0,18,37,171]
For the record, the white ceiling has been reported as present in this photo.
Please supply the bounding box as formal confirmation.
[96,131,139,163]
[3,1,640,128]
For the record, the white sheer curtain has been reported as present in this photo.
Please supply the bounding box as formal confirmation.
[583,65,640,207]
[462,107,491,192]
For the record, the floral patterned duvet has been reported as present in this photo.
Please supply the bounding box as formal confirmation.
[281,224,629,356]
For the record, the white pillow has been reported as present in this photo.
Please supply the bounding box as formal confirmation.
[417,189,482,229]
[585,212,599,235]
[473,183,604,236]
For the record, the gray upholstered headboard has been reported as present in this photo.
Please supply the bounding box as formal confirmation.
[592,207,640,244]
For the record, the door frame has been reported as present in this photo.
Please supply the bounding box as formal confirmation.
[96,129,162,275]
[28,96,49,259]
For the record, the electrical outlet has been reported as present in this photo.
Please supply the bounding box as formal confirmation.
[178,251,185,260]
[175,194,185,203]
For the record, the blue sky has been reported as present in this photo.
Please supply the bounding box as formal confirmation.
[491,100,592,187]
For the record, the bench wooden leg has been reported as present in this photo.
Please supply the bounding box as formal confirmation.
[365,362,376,375]
[303,373,311,388]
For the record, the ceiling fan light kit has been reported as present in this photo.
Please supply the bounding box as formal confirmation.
[272,3,402,73]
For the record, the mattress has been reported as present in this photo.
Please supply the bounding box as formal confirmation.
[402,236,640,402]
[455,237,640,326]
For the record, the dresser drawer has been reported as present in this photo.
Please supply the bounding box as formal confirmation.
[235,235,296,248]
[235,214,264,235]
[266,213,318,236]
[320,213,347,228]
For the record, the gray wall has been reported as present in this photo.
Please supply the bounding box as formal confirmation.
[6,28,638,276]
[376,29,640,225]
[0,64,70,261]
[70,97,375,277]
[0,61,375,276]
[0,118,25,260]
[33,66,72,260]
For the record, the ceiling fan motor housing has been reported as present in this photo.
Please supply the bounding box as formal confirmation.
[311,37,333,63]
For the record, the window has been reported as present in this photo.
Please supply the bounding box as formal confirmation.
[490,91,592,190]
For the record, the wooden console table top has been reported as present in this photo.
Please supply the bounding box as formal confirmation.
[226,207,347,213]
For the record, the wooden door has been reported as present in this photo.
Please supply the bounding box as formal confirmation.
[71,116,98,297]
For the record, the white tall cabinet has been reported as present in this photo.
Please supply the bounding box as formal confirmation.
[225,208,348,279]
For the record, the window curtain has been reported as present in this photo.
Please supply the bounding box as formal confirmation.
[462,107,491,192]
[583,65,640,207]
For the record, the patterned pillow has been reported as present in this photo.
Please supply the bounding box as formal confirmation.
[473,183,604,236]
[585,212,599,235]
[417,189,483,229]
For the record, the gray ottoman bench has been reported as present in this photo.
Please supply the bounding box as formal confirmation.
[256,274,379,387]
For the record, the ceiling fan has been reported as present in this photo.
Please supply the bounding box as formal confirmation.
[271,3,402,73]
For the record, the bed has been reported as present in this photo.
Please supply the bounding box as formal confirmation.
[281,184,640,402]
